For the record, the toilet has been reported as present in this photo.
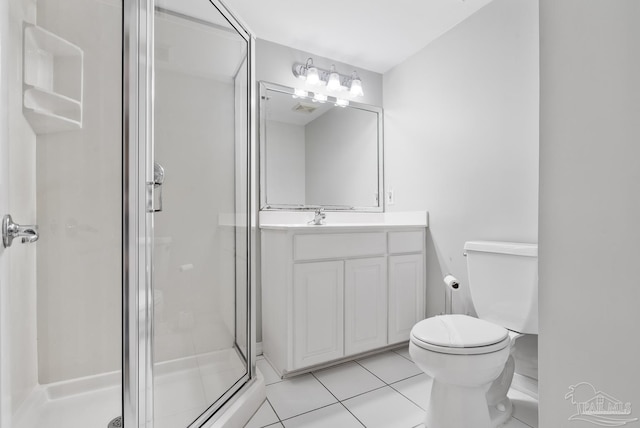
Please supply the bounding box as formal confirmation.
[409,241,537,428]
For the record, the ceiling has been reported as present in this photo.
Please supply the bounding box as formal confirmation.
[223,0,495,74]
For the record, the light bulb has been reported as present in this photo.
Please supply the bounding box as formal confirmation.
[349,76,364,97]
[306,66,320,85]
[327,65,341,91]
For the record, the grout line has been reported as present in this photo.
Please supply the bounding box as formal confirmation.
[264,378,285,387]
[265,397,282,423]
[309,372,344,408]
[310,371,368,427]
[388,381,426,411]
[353,360,391,385]
[338,401,367,428]
[388,372,423,385]
[340,384,388,402]
[392,347,414,363]
[354,357,421,386]
[279,402,338,423]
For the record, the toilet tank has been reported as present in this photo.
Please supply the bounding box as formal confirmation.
[464,241,538,334]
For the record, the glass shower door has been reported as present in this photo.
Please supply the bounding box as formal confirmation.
[150,1,251,427]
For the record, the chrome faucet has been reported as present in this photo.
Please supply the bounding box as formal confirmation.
[309,208,326,225]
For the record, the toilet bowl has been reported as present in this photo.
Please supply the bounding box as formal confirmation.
[409,241,538,428]
[410,315,513,428]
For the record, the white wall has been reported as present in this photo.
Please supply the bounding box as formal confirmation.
[539,1,640,425]
[305,107,379,208]
[384,0,539,320]
[35,0,122,383]
[265,121,306,205]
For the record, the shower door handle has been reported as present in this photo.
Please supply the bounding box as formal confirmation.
[152,162,165,213]
[2,214,39,248]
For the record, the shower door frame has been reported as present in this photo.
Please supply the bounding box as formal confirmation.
[122,0,256,427]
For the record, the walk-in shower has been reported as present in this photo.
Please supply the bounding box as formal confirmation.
[0,0,258,427]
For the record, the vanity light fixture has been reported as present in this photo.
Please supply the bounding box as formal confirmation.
[292,57,364,97]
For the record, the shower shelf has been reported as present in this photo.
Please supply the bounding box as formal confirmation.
[22,23,83,134]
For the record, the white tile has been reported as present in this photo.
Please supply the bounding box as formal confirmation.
[508,388,538,428]
[390,373,432,410]
[313,361,385,400]
[393,346,412,362]
[357,351,422,384]
[245,400,280,428]
[257,358,282,385]
[282,403,364,428]
[501,417,532,428]
[266,374,337,420]
[343,386,424,428]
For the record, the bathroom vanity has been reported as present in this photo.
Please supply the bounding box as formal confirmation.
[261,222,426,377]
[258,83,426,377]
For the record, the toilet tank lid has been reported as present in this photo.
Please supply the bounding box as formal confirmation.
[464,241,537,257]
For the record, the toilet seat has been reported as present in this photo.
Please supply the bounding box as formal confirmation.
[410,314,510,355]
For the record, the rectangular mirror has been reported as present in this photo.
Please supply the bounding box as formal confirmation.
[260,81,384,211]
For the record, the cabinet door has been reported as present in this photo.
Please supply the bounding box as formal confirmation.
[345,257,388,356]
[293,261,344,369]
[388,254,425,344]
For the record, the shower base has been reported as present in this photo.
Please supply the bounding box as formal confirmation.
[13,347,246,428]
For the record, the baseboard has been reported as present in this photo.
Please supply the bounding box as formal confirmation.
[512,373,538,400]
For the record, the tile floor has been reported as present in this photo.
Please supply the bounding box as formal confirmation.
[246,346,538,428]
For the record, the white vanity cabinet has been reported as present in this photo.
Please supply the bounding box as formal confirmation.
[293,261,344,368]
[388,254,425,344]
[345,257,388,356]
[261,226,426,377]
